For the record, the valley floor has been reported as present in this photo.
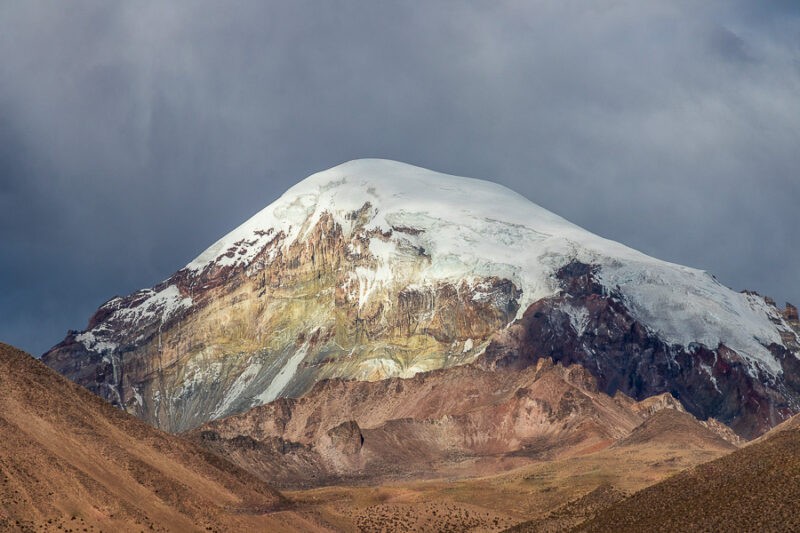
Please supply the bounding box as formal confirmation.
[282,438,728,532]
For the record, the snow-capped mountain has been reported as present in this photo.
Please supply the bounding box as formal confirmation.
[43,160,800,435]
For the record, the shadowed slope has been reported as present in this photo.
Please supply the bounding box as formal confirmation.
[0,343,327,532]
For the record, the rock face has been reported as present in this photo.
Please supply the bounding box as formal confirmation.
[482,262,800,438]
[187,358,737,488]
[43,159,800,435]
[785,302,799,323]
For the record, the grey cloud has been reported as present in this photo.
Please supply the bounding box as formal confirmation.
[0,0,798,355]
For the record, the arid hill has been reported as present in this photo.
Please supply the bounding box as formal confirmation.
[273,388,739,532]
[0,343,327,532]
[574,412,800,532]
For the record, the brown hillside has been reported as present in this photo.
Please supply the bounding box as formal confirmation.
[612,408,737,450]
[284,400,738,533]
[188,359,649,488]
[576,413,800,532]
[190,357,739,491]
[0,343,327,532]
[496,406,736,532]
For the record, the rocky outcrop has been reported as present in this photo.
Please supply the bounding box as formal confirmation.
[326,421,364,456]
[785,302,799,322]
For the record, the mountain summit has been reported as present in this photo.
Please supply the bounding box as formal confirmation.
[43,159,800,435]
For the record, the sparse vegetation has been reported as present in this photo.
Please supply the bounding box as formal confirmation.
[576,427,800,532]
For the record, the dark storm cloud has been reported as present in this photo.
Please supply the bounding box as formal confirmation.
[1,1,798,355]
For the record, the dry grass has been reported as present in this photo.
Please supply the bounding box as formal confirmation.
[284,422,733,532]
[576,424,800,532]
[0,343,329,532]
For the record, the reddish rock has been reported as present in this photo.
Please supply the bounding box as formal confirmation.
[482,261,800,439]
[187,358,736,489]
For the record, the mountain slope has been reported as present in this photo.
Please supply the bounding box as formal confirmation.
[575,412,800,532]
[42,159,800,434]
[0,343,325,532]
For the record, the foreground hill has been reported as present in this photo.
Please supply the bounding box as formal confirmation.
[575,412,800,532]
[0,343,325,532]
[42,160,800,437]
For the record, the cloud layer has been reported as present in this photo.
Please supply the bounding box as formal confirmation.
[1,1,798,355]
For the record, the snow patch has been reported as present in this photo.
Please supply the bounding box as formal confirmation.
[131,386,143,407]
[75,284,193,357]
[115,284,193,327]
[699,363,721,393]
[75,330,118,354]
[212,362,263,418]
[256,342,309,404]
[563,304,590,337]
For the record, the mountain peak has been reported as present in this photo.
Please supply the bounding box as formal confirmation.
[43,160,800,434]
[186,158,576,273]
[184,160,786,376]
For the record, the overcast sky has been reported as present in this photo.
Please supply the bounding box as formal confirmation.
[1,1,798,356]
